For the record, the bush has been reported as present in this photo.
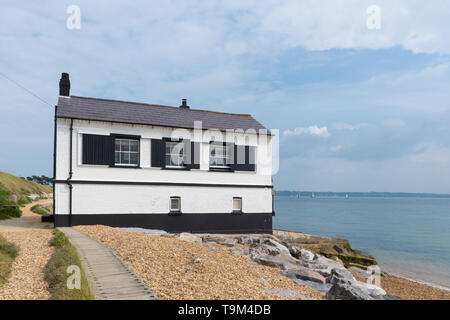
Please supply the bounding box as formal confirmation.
[48,229,70,248]
[30,204,50,216]
[0,206,22,218]
[0,235,19,286]
[44,229,93,300]
[17,197,32,207]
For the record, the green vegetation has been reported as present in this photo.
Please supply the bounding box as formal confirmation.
[0,171,53,220]
[31,204,51,216]
[0,234,19,286]
[22,175,52,187]
[0,171,52,195]
[44,229,93,300]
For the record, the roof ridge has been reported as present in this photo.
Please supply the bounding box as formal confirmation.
[70,95,252,118]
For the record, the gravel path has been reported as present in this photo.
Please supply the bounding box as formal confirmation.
[0,230,53,300]
[75,225,325,300]
[0,199,53,233]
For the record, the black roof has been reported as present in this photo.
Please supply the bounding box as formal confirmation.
[56,96,269,133]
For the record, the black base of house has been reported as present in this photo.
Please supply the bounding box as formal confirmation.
[54,213,273,234]
[41,215,54,223]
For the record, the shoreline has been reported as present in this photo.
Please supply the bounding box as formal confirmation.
[381,269,450,293]
[273,228,450,298]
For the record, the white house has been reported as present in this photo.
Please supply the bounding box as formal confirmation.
[53,73,274,233]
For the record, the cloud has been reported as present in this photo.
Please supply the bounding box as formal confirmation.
[283,126,330,138]
[382,118,407,129]
[257,0,450,54]
[331,122,369,131]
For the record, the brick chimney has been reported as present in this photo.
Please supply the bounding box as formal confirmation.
[59,73,70,96]
[179,99,189,109]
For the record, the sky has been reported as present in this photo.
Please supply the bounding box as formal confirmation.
[0,0,449,193]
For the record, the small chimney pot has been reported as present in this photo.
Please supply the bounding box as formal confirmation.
[180,99,189,109]
[59,72,70,96]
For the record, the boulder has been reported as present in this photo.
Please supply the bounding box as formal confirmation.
[202,235,237,247]
[352,281,386,296]
[326,283,374,300]
[236,236,261,246]
[348,266,369,279]
[300,249,316,261]
[282,268,327,284]
[179,232,202,244]
[291,278,332,293]
[313,256,343,277]
[251,253,299,270]
[328,267,356,285]
[262,239,291,256]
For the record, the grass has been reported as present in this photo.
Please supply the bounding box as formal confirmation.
[44,229,93,300]
[30,204,51,216]
[0,206,22,218]
[0,234,19,286]
[0,171,52,195]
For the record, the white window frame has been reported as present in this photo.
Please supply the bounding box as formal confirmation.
[210,142,230,168]
[170,196,181,212]
[165,141,185,168]
[114,138,139,167]
[232,197,242,213]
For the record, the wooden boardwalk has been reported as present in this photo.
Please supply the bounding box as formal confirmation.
[60,227,157,300]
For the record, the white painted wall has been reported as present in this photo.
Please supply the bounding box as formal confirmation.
[55,118,273,215]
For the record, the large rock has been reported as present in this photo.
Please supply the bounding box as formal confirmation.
[328,267,356,285]
[202,235,237,247]
[326,283,374,300]
[352,281,386,296]
[348,266,370,279]
[288,245,316,261]
[273,229,377,267]
[282,268,327,284]
[251,253,299,270]
[313,256,343,277]
[179,232,202,244]
[291,278,332,293]
[261,238,291,256]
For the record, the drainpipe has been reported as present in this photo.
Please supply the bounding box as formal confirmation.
[67,119,74,226]
[52,106,58,228]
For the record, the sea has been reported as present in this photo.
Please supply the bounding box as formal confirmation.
[274,195,450,289]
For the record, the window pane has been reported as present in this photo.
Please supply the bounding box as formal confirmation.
[130,140,139,152]
[233,198,242,211]
[121,140,130,152]
[170,198,180,211]
[166,142,173,154]
[121,152,129,164]
[115,151,120,163]
[115,140,120,151]
[130,153,138,165]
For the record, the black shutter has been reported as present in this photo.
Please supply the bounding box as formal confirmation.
[183,139,191,168]
[82,134,113,165]
[243,145,256,171]
[151,139,165,167]
[231,144,256,171]
[190,141,200,169]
